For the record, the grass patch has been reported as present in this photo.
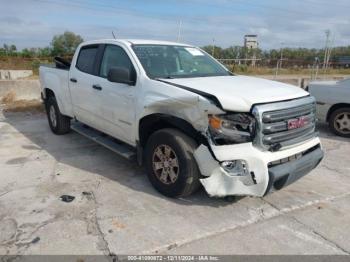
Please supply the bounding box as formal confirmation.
[1,92,44,113]
[1,91,16,103]
[2,99,44,113]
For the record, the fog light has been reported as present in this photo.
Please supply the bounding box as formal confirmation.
[220,160,249,176]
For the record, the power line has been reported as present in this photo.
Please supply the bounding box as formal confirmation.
[301,0,350,8]
[28,0,348,49]
[31,0,347,24]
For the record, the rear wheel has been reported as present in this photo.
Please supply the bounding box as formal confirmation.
[145,128,201,198]
[329,107,350,137]
[45,96,71,135]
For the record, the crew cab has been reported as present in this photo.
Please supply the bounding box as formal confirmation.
[39,39,323,198]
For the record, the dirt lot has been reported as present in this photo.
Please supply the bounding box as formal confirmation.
[0,109,350,256]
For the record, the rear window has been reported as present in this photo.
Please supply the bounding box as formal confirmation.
[76,45,99,74]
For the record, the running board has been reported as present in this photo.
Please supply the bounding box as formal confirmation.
[71,122,136,160]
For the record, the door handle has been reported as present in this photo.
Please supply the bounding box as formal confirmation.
[70,78,77,83]
[92,84,102,91]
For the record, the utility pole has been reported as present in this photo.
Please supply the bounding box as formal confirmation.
[323,30,331,71]
[177,20,182,42]
[280,42,284,68]
[236,50,240,65]
[325,34,334,72]
[212,38,215,57]
[275,42,284,77]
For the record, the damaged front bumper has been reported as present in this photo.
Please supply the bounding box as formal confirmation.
[194,137,323,197]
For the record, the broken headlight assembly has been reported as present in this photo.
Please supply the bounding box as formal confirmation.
[208,113,256,145]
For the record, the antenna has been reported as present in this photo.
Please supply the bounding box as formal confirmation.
[177,20,182,42]
[112,31,116,39]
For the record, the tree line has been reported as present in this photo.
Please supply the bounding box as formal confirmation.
[0,31,83,58]
[201,45,350,65]
[1,31,350,63]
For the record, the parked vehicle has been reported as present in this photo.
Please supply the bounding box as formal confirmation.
[333,56,350,68]
[39,39,323,198]
[307,78,350,137]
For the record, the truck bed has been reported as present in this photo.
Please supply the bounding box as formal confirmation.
[40,64,69,71]
[39,65,73,117]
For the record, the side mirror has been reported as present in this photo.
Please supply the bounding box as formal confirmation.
[107,67,136,85]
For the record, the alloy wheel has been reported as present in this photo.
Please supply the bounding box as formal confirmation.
[334,112,350,135]
[152,144,180,185]
[49,105,57,128]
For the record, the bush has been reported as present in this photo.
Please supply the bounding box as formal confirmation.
[31,59,41,74]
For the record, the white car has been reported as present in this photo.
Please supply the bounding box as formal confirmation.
[39,39,323,198]
[308,78,350,137]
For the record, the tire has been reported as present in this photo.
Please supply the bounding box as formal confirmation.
[329,107,350,138]
[145,128,201,198]
[45,96,71,135]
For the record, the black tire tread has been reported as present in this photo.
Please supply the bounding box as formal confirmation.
[329,107,350,138]
[46,96,71,135]
[145,128,201,198]
[170,129,201,197]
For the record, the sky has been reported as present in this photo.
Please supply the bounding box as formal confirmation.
[0,0,349,50]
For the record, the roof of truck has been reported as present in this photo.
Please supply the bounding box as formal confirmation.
[126,39,190,46]
[80,39,192,47]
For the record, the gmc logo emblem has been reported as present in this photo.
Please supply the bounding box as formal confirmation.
[288,117,308,130]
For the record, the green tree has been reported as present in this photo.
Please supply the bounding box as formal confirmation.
[2,44,17,56]
[21,48,36,58]
[201,45,224,58]
[10,44,17,52]
[3,44,9,53]
[51,31,83,56]
[38,47,51,57]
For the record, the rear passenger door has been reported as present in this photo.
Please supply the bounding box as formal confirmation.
[69,44,104,128]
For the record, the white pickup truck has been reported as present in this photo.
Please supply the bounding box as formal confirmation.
[39,39,323,198]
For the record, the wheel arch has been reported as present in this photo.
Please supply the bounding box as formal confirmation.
[42,87,72,117]
[138,113,207,148]
[326,103,350,122]
[43,88,55,100]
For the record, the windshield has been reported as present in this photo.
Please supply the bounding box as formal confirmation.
[132,44,231,79]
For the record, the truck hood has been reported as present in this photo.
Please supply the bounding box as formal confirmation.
[164,75,308,112]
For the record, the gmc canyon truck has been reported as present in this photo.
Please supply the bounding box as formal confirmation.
[39,39,324,198]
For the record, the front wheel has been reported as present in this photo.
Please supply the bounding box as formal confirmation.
[145,128,201,198]
[45,96,71,135]
[329,107,350,137]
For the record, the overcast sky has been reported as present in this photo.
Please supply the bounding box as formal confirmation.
[0,0,349,50]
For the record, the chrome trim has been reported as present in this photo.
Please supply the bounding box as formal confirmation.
[262,113,315,134]
[252,96,317,151]
[262,103,315,122]
[263,125,314,144]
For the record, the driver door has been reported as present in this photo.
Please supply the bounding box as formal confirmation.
[92,44,138,145]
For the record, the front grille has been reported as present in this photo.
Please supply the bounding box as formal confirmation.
[253,96,317,151]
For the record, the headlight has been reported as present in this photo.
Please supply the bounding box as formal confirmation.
[208,113,256,144]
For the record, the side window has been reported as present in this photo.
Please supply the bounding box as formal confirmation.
[76,45,99,74]
[100,45,134,78]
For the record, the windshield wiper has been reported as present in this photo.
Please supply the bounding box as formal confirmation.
[163,75,175,79]
[154,76,175,80]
